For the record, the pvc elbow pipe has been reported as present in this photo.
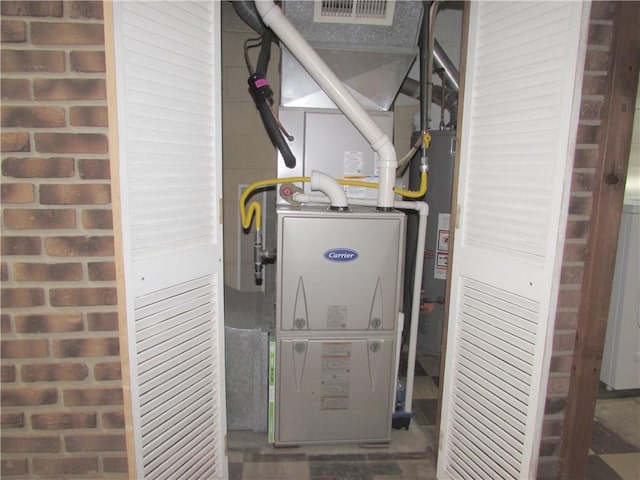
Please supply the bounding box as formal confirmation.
[310,171,348,210]
[255,0,397,209]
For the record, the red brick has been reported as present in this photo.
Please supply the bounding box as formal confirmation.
[1,19,27,42]
[13,262,83,282]
[573,147,600,167]
[45,236,113,256]
[568,195,593,216]
[78,159,110,180]
[102,411,125,429]
[1,365,17,382]
[1,236,41,255]
[558,288,582,309]
[0,1,63,17]
[1,78,31,100]
[70,1,105,19]
[22,363,88,382]
[31,22,104,45]
[1,339,48,358]
[555,310,578,330]
[88,312,118,331]
[82,209,114,229]
[2,106,66,128]
[565,219,590,239]
[1,314,11,333]
[1,458,29,477]
[104,456,128,473]
[571,172,595,192]
[540,438,562,457]
[95,362,122,381]
[1,262,8,281]
[0,50,65,73]
[63,387,123,406]
[581,73,608,96]
[40,184,110,205]
[70,106,108,126]
[1,183,35,203]
[2,156,75,178]
[15,313,84,333]
[33,79,105,101]
[70,51,106,73]
[550,355,574,373]
[580,99,604,122]
[1,412,25,428]
[590,2,616,20]
[584,49,612,72]
[53,337,119,357]
[33,456,98,476]
[88,261,116,281]
[547,376,571,395]
[0,288,45,308]
[1,387,57,406]
[35,132,108,153]
[65,433,126,452]
[50,288,117,307]
[32,412,96,430]
[1,132,30,152]
[0,436,60,453]
[3,208,76,229]
[553,331,576,352]
[560,265,584,284]
[588,22,614,45]
[576,125,599,144]
[563,243,587,262]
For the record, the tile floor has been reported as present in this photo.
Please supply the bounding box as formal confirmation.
[227,355,640,480]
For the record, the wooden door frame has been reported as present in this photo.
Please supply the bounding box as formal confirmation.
[560,2,640,479]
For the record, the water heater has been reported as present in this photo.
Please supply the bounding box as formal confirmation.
[274,206,405,445]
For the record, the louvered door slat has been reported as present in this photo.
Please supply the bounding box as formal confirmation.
[110,1,227,478]
[438,2,589,478]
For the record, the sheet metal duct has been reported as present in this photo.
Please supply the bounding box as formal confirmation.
[280,1,424,111]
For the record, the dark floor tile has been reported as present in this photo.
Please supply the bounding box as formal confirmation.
[414,399,438,426]
[308,454,368,462]
[228,462,243,480]
[310,461,402,480]
[591,419,640,454]
[585,455,623,480]
[367,450,431,461]
[598,382,640,400]
[243,451,308,462]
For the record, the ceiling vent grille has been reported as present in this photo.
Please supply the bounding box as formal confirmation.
[314,0,396,26]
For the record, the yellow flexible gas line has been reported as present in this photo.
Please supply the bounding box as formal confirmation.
[396,170,428,198]
[240,177,310,230]
[239,171,427,231]
[338,171,427,198]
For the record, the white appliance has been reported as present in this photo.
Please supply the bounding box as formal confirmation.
[600,200,640,390]
[274,206,405,445]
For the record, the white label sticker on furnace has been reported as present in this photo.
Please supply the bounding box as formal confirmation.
[327,305,347,329]
[320,343,351,410]
[343,151,363,175]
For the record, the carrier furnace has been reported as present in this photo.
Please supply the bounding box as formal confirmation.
[274,206,405,445]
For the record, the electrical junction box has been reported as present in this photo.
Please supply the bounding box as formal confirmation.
[276,108,395,203]
[274,206,405,445]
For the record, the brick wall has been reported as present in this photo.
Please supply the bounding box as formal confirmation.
[537,2,617,478]
[1,1,127,477]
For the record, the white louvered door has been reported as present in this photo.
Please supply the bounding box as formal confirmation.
[108,2,227,479]
[437,2,590,479]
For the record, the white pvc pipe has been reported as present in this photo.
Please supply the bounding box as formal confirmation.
[292,192,428,413]
[310,171,348,209]
[255,0,397,209]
